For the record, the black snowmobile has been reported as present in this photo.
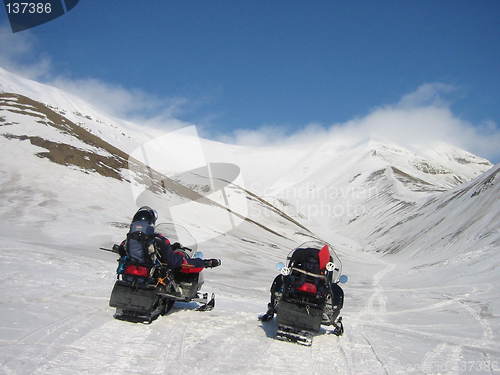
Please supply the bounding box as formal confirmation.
[105,223,216,323]
[263,240,348,346]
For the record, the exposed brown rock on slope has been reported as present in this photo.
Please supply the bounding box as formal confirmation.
[0,92,311,239]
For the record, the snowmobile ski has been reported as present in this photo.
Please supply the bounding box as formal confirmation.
[195,293,215,311]
[258,311,274,322]
[276,324,314,346]
[330,317,344,336]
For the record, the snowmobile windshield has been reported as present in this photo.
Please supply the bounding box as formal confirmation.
[286,240,343,282]
[155,222,198,254]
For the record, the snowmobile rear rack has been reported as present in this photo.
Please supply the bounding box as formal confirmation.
[276,324,314,346]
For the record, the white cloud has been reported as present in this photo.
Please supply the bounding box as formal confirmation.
[217,125,289,146]
[333,106,499,160]
[0,25,51,79]
[49,76,188,123]
[1,23,498,162]
[221,84,500,162]
[0,22,189,128]
[398,82,456,108]
[216,122,330,146]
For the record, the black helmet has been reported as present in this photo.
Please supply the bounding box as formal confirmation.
[132,206,158,225]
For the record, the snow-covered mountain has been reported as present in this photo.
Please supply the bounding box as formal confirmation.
[0,67,498,374]
[224,132,492,250]
[0,84,313,252]
[367,163,499,255]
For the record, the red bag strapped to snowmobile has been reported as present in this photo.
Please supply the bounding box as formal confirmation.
[123,264,150,277]
[296,282,318,294]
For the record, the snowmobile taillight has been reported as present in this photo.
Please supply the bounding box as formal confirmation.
[124,265,149,277]
[180,265,204,274]
[296,282,317,294]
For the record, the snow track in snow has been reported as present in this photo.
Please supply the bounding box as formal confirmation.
[1,237,499,374]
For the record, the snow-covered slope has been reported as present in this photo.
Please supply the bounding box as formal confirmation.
[368,164,499,256]
[0,67,174,154]
[228,138,492,247]
[0,67,498,374]
[0,91,314,248]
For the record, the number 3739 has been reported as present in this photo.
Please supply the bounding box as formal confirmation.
[5,2,52,14]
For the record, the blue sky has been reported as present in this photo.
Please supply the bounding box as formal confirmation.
[0,1,499,158]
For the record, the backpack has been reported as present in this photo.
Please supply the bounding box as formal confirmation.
[289,248,321,274]
[287,248,328,299]
[125,220,156,265]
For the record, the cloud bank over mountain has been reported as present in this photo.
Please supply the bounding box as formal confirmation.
[219,84,500,162]
[1,23,499,162]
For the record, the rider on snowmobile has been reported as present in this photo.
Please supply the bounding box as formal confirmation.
[117,206,221,269]
[259,241,344,335]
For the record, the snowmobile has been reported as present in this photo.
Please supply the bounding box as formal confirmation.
[105,223,216,323]
[268,240,348,346]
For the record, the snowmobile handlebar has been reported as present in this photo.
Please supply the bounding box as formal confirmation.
[99,246,120,254]
[203,259,221,268]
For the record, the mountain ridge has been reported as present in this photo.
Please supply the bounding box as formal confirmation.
[0,66,495,257]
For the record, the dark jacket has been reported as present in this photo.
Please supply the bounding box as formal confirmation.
[119,233,205,269]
